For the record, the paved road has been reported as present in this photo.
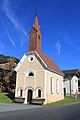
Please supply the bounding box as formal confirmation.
[0,103,42,112]
[0,103,80,120]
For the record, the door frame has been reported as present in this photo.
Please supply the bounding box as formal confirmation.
[27,89,33,104]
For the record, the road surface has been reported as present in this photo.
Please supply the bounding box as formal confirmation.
[0,103,80,120]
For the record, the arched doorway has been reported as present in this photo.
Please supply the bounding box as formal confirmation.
[27,89,33,104]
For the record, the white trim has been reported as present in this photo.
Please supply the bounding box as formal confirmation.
[61,78,64,94]
[51,77,54,94]
[24,89,28,104]
[15,54,26,72]
[15,72,18,97]
[24,87,34,104]
[36,88,38,98]
[44,70,47,98]
[46,69,61,76]
[33,90,36,98]
[56,79,59,94]
[15,51,47,72]
[27,51,47,67]
[35,52,47,67]
[17,87,23,97]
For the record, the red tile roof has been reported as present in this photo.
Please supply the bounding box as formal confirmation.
[28,50,64,76]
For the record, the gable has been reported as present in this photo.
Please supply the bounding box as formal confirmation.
[15,54,26,72]
[15,53,44,72]
[26,51,64,76]
[15,51,64,77]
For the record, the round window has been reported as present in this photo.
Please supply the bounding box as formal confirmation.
[28,55,34,62]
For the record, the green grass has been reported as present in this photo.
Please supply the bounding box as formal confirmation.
[0,93,12,104]
[47,97,80,107]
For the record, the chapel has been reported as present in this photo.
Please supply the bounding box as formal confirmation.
[15,15,64,104]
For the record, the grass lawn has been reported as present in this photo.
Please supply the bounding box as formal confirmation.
[0,93,13,104]
[47,97,80,107]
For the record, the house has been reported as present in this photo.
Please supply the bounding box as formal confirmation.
[63,69,80,96]
[15,15,64,104]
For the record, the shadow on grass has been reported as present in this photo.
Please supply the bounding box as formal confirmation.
[6,92,15,101]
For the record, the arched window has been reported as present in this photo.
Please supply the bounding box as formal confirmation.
[38,89,41,97]
[26,70,35,77]
[28,72,34,76]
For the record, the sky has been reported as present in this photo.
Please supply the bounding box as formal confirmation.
[0,0,80,70]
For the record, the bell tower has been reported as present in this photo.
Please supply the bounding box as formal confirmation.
[29,15,42,51]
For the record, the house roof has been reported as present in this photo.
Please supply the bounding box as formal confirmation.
[28,50,64,76]
[62,69,79,75]
[62,69,80,78]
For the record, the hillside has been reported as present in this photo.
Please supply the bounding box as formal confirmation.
[0,54,19,64]
[0,54,19,93]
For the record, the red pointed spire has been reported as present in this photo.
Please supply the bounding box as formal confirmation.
[33,15,39,30]
[29,15,42,52]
